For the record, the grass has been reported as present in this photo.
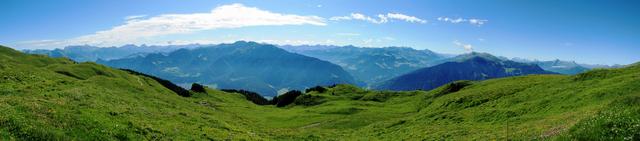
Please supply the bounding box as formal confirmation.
[1,45,639,140]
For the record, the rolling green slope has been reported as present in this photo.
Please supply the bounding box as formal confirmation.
[358,66,640,140]
[1,45,639,140]
[0,46,266,140]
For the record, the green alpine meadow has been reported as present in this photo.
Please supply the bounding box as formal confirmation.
[2,44,639,140]
[3,1,640,140]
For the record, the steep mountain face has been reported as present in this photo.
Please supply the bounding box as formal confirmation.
[376,52,556,91]
[285,46,448,86]
[511,58,590,74]
[99,41,356,97]
[23,44,202,62]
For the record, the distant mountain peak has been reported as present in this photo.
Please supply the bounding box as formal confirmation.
[376,53,555,91]
[451,52,504,63]
[228,40,264,46]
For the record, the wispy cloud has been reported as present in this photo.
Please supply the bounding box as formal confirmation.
[453,40,473,52]
[124,15,147,20]
[386,13,427,24]
[330,13,383,23]
[18,3,326,48]
[437,17,488,26]
[330,13,427,24]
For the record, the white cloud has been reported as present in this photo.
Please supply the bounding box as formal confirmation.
[330,13,426,24]
[330,13,385,24]
[453,40,473,52]
[468,19,488,25]
[19,3,326,48]
[124,15,147,20]
[13,4,450,49]
[438,17,488,26]
[386,13,427,24]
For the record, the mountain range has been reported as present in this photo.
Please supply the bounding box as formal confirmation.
[283,45,448,86]
[97,41,356,97]
[511,58,624,74]
[376,52,557,91]
[21,42,623,97]
[23,44,204,62]
[510,58,589,74]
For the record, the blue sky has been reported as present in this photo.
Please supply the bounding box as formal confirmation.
[1,0,639,65]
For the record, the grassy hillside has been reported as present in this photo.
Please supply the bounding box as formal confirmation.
[0,46,266,140]
[1,45,639,140]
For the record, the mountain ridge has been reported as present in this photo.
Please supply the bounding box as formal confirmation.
[23,44,204,62]
[287,45,449,86]
[375,53,556,91]
[98,41,357,97]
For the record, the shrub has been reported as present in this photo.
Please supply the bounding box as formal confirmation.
[190,83,206,93]
[433,80,474,98]
[220,89,270,105]
[305,86,327,93]
[272,90,303,107]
